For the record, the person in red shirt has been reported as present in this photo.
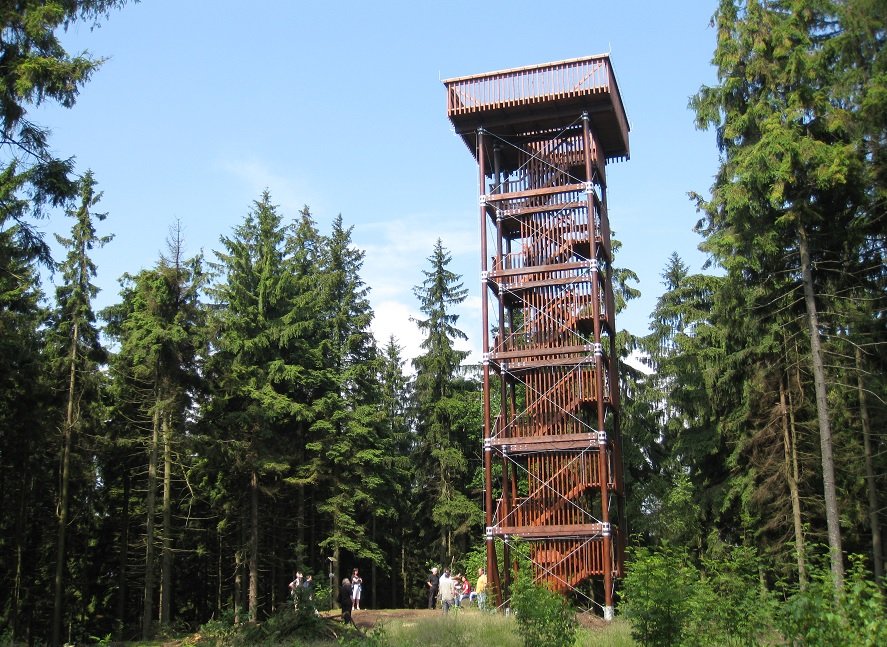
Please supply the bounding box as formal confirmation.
[458,575,471,606]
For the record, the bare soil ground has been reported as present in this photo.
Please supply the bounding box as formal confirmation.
[333,607,453,631]
[333,606,608,632]
[575,611,608,630]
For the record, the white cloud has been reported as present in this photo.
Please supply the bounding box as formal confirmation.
[371,300,423,366]
[356,214,481,362]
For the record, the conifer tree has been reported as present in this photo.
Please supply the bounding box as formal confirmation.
[690,0,887,584]
[305,215,387,583]
[0,5,128,636]
[103,227,207,637]
[0,6,128,638]
[411,239,481,560]
[0,195,52,642]
[207,193,322,621]
[378,336,415,605]
[639,253,724,546]
[0,1,129,264]
[47,171,110,646]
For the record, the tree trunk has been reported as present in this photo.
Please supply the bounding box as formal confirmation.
[53,321,79,647]
[234,549,243,624]
[856,346,883,581]
[270,513,277,611]
[371,514,377,609]
[333,546,341,608]
[115,471,131,641]
[14,531,22,639]
[401,539,406,608]
[160,411,173,626]
[216,531,223,615]
[142,396,161,639]
[13,471,33,641]
[780,374,807,587]
[249,470,259,622]
[798,219,843,586]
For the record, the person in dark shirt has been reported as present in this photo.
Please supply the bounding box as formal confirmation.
[426,566,440,609]
[339,578,353,624]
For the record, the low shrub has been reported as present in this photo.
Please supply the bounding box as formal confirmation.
[188,598,344,646]
[621,541,777,646]
[621,542,886,647]
[777,555,887,647]
[185,609,239,646]
[620,543,697,646]
[685,544,775,646]
[510,566,577,647]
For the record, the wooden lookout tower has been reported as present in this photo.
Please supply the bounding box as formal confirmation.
[444,55,629,618]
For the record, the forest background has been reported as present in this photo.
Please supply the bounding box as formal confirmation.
[0,1,884,646]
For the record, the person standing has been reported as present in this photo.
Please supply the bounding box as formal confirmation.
[438,569,456,614]
[339,578,353,625]
[475,567,488,610]
[458,575,471,606]
[289,570,304,609]
[351,568,363,611]
[289,570,303,596]
[426,566,440,609]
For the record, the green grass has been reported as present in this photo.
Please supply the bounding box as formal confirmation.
[575,618,635,647]
[363,611,635,647]
[118,609,637,647]
[382,610,521,647]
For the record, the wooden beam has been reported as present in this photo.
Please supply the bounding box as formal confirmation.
[491,432,598,453]
[491,523,605,538]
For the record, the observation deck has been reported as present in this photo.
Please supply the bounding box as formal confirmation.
[443,54,630,167]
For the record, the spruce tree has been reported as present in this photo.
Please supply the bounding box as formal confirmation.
[411,239,481,561]
[378,336,415,606]
[47,171,110,646]
[0,194,52,642]
[639,253,724,547]
[0,1,129,264]
[690,0,887,584]
[207,193,322,621]
[305,215,387,585]
[103,227,207,637]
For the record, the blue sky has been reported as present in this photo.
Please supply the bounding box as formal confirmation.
[36,0,720,363]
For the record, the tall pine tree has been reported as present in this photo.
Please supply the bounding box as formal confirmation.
[305,215,387,587]
[412,239,481,561]
[690,0,887,584]
[207,193,323,621]
[47,171,110,646]
[103,226,207,637]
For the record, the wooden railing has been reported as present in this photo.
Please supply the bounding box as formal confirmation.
[445,55,613,116]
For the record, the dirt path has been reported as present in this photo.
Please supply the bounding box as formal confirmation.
[335,607,607,632]
[337,607,443,631]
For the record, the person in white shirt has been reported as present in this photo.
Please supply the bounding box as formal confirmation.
[438,569,456,613]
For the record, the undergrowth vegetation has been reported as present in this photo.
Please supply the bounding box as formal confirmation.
[172,548,887,647]
[182,600,633,647]
[621,543,887,647]
[511,564,578,647]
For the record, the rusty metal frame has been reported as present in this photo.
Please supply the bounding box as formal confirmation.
[444,55,628,619]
